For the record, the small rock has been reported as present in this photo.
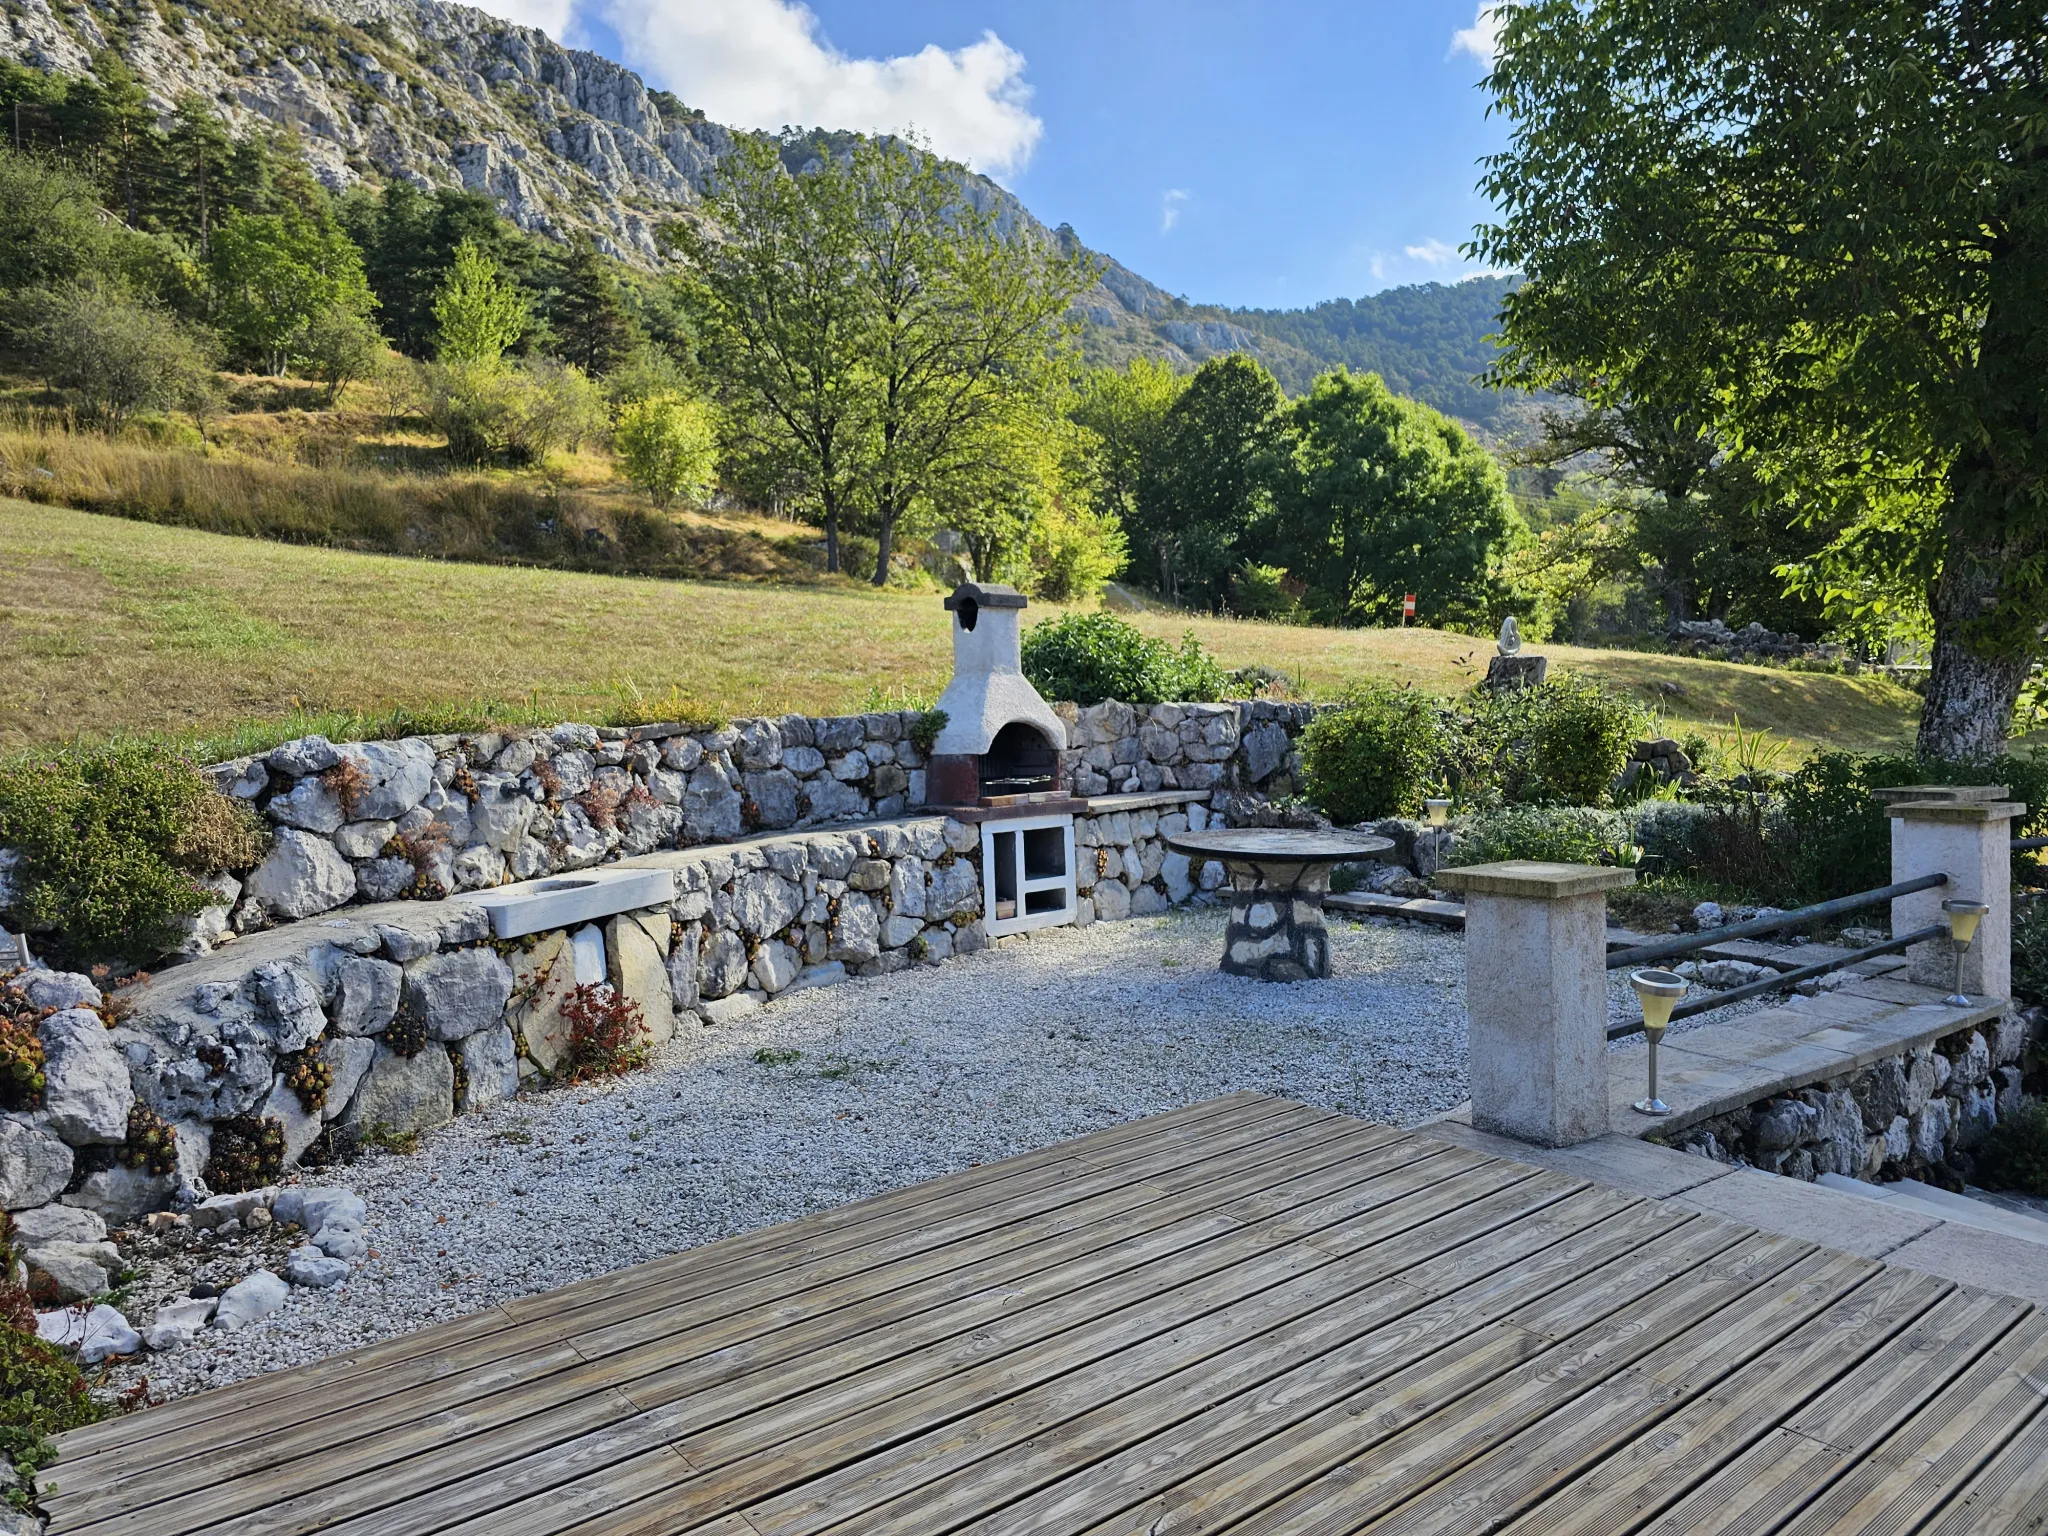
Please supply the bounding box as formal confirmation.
[212,1270,289,1330]
[36,1303,140,1363]
[141,1297,216,1351]
[284,1246,349,1288]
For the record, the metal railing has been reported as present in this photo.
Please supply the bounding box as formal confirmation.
[1605,872,1950,1041]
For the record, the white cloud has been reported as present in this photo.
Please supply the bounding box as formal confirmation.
[1404,238,1460,265]
[479,0,578,38]
[1450,3,1507,66]
[1160,188,1190,233]
[597,0,1043,176]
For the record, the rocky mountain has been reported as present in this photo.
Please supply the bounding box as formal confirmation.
[2,0,1525,433]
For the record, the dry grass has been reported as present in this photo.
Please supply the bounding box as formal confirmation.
[1,499,1931,760]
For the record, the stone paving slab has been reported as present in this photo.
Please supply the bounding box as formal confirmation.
[1665,1168,1945,1259]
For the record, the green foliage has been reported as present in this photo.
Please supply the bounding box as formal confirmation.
[1779,749,2048,902]
[1268,367,1516,627]
[907,710,949,756]
[342,181,549,357]
[546,235,637,376]
[1069,357,1185,532]
[207,209,377,376]
[1297,684,1443,824]
[203,1114,285,1193]
[1020,612,1225,707]
[420,355,604,466]
[432,239,529,364]
[2013,899,2048,1011]
[1973,1097,2048,1197]
[0,996,47,1113]
[0,148,171,298]
[614,393,719,507]
[298,304,386,405]
[117,1104,178,1176]
[0,744,232,963]
[1465,675,1651,808]
[0,1320,106,1484]
[1228,562,1302,621]
[7,281,219,427]
[1448,805,1636,868]
[1475,0,2048,756]
[1131,353,1285,607]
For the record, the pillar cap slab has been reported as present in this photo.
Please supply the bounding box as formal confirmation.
[1435,861,1637,899]
[1869,784,2009,806]
[1882,799,2026,823]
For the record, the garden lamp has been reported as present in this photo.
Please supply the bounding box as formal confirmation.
[1423,798,1451,828]
[1628,969,1688,1116]
[1941,898,1990,1006]
[1423,798,1451,871]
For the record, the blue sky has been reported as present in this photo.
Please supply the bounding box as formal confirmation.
[508,0,1509,311]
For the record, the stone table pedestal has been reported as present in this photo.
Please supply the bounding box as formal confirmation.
[1165,828,1393,982]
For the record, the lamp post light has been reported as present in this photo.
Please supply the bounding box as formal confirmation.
[1628,968,1688,1116]
[1423,798,1451,871]
[1941,898,1990,1007]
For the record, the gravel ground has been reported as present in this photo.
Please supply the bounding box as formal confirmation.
[107,905,1474,1403]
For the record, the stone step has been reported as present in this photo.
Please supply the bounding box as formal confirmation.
[1324,891,1465,929]
[1814,1172,2048,1247]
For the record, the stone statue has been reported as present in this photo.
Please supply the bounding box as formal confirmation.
[1497,616,1522,656]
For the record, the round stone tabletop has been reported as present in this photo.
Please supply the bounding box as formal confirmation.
[1165,828,1394,865]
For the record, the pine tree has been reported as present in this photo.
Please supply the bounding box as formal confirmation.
[548,236,635,376]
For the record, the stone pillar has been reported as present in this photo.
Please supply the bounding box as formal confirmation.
[1220,858,1339,981]
[1436,861,1636,1147]
[1885,792,2023,998]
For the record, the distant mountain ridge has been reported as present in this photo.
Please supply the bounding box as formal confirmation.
[2,0,1526,434]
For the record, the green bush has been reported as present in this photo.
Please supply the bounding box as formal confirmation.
[1466,674,1650,807]
[614,393,718,508]
[1973,1098,2048,1196]
[1448,805,1635,868]
[0,1322,105,1487]
[1779,749,2048,903]
[0,744,263,964]
[2013,897,2048,1008]
[1298,683,1442,824]
[1020,612,1225,706]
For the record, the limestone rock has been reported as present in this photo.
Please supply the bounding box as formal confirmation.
[745,770,801,829]
[259,1075,324,1167]
[331,957,402,1037]
[829,894,881,962]
[64,1165,175,1224]
[8,971,99,1011]
[267,776,345,834]
[0,1117,74,1210]
[323,1036,377,1122]
[337,740,436,821]
[750,940,800,993]
[665,927,700,1013]
[269,736,339,776]
[25,1241,119,1303]
[698,929,749,1000]
[141,1297,216,1350]
[285,1245,349,1288]
[38,1008,133,1145]
[252,960,327,1051]
[510,933,576,1077]
[404,948,514,1041]
[458,1025,519,1112]
[213,1270,289,1330]
[333,819,399,860]
[880,915,922,949]
[700,993,761,1026]
[37,1302,140,1362]
[1093,881,1132,921]
[732,871,801,937]
[245,829,357,920]
[335,1045,453,1142]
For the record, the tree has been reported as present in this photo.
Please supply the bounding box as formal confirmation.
[299,304,385,404]
[666,133,868,573]
[431,238,529,364]
[11,281,218,425]
[548,235,637,376]
[1069,358,1185,530]
[672,131,1093,583]
[1475,1,2048,755]
[615,393,720,507]
[0,148,167,297]
[155,95,234,253]
[1268,368,1515,627]
[1134,353,1284,607]
[207,209,376,375]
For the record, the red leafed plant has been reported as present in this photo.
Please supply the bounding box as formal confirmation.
[561,983,648,1084]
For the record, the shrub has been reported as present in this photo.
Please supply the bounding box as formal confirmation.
[300,304,386,405]
[1448,805,1635,868]
[2013,897,2048,1008]
[1020,612,1225,706]
[1974,1098,2048,1196]
[0,744,240,964]
[614,393,719,508]
[1466,674,1650,807]
[0,1322,106,1489]
[561,983,648,1083]
[1629,799,1717,874]
[1024,497,1129,604]
[7,280,219,426]
[420,357,603,466]
[1298,683,1442,824]
[907,710,949,755]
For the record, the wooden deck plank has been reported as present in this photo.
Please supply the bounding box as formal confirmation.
[312,1154,1576,1536]
[52,1094,1320,1496]
[40,1101,2044,1536]
[54,1113,1417,1536]
[54,1091,1286,1464]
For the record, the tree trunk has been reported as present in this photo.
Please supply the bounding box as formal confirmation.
[871,510,894,587]
[822,492,840,574]
[1917,534,2032,759]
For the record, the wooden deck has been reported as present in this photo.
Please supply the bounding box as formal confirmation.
[44,1093,2048,1535]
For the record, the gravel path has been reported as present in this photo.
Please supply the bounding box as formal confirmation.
[109,906,1472,1402]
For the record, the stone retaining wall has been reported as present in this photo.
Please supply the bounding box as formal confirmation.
[173,699,1319,946]
[0,795,1244,1289]
[1662,1008,2040,1188]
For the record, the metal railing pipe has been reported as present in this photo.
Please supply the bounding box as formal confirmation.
[1604,873,1949,971]
[1608,922,1945,1040]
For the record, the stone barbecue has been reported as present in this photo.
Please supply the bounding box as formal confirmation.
[925,584,1078,814]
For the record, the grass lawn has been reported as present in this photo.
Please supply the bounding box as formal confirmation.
[0,498,1926,760]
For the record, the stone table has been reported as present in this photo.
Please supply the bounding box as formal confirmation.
[1164,828,1394,981]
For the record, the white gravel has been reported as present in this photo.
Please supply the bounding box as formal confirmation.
[108,905,1474,1402]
